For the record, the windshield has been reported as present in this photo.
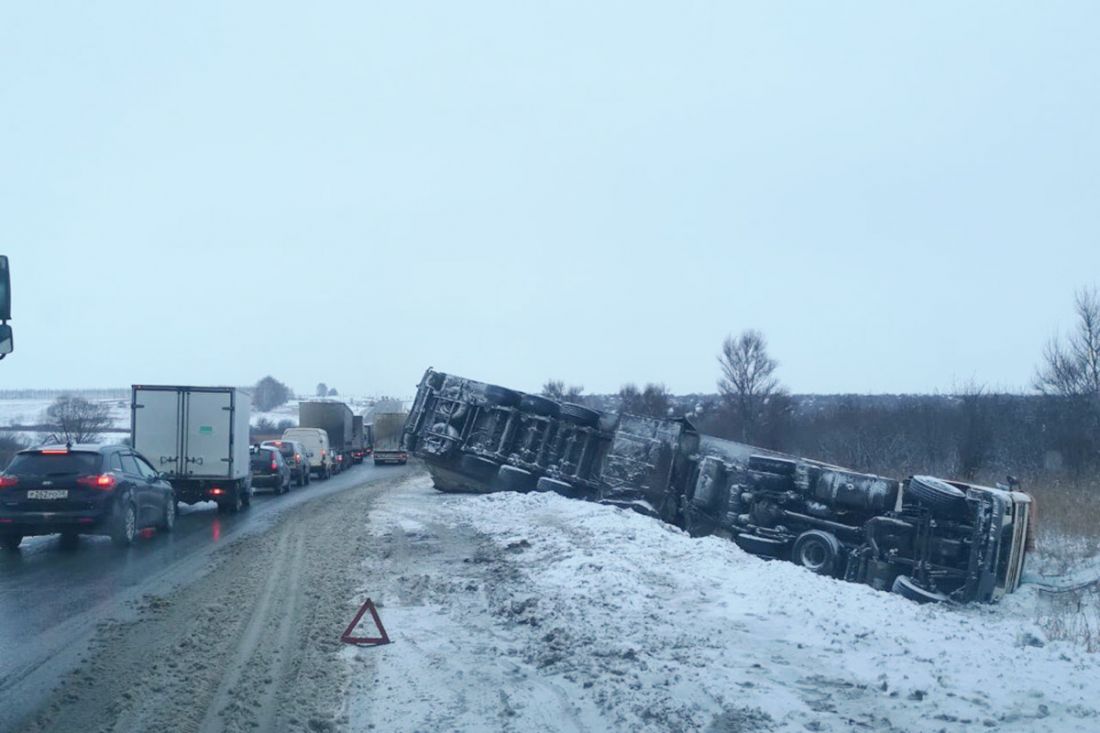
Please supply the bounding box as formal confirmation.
[6,451,101,476]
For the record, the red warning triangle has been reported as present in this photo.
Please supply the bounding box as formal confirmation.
[341,598,392,646]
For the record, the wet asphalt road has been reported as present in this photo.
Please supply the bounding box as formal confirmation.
[0,461,411,732]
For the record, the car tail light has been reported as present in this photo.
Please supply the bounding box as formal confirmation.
[210,487,225,496]
[321,450,326,458]
[271,460,278,471]
[295,453,301,463]
[77,473,117,490]
[41,449,69,455]
[0,475,18,489]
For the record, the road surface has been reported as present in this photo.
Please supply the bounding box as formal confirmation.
[0,461,410,732]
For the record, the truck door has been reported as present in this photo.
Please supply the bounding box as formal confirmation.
[133,389,183,475]
[184,390,234,478]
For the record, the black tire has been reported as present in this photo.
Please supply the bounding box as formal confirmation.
[907,476,967,516]
[59,532,80,550]
[241,482,253,507]
[484,385,521,408]
[224,489,243,514]
[159,497,176,533]
[373,459,381,466]
[734,533,787,558]
[520,394,560,418]
[111,502,137,547]
[496,465,536,492]
[791,530,840,576]
[460,453,499,478]
[559,403,601,428]
[892,575,950,604]
[535,477,572,496]
[296,471,305,488]
[1,533,23,551]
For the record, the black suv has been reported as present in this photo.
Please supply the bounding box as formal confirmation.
[0,444,176,550]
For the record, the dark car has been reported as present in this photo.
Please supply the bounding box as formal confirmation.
[0,443,175,550]
[261,439,312,487]
[250,445,292,494]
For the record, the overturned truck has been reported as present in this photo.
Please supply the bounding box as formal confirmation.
[402,368,1033,603]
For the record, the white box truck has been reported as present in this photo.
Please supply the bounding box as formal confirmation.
[131,385,253,513]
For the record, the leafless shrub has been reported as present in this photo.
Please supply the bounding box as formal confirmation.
[40,395,112,445]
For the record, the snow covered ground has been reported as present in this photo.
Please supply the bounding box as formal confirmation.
[345,473,1100,733]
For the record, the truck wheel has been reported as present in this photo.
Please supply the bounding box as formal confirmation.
[241,483,252,507]
[111,502,137,547]
[1,533,23,551]
[459,453,499,479]
[159,497,176,532]
[520,394,560,417]
[496,465,536,492]
[484,385,521,408]
[907,476,968,516]
[892,575,950,604]
[792,530,840,575]
[559,403,601,427]
[734,533,787,558]
[224,489,243,513]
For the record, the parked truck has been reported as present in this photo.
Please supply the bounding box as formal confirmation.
[351,415,367,464]
[299,400,354,471]
[131,385,253,513]
[372,412,408,465]
[402,368,1034,604]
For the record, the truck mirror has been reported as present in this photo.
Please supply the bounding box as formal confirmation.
[0,256,9,321]
[0,324,11,355]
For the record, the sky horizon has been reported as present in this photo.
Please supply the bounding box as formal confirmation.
[3,3,1098,398]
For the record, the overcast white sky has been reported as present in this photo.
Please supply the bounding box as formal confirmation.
[2,2,1098,397]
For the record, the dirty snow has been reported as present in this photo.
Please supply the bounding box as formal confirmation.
[346,474,1100,733]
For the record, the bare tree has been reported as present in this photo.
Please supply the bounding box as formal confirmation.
[1036,287,1100,397]
[956,381,993,480]
[619,382,671,418]
[42,396,113,444]
[542,379,585,403]
[717,330,786,443]
[1035,287,1100,472]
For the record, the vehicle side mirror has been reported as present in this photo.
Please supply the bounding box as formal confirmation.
[0,256,9,322]
[0,324,11,356]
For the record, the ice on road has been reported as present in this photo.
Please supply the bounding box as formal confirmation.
[347,474,1100,733]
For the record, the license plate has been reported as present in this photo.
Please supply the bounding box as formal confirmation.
[27,489,68,500]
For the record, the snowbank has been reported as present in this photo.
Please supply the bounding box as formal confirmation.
[345,475,1100,732]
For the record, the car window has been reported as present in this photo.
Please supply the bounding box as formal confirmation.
[120,453,142,475]
[133,455,159,479]
[6,451,102,476]
[109,453,124,472]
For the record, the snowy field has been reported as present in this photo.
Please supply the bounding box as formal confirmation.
[346,474,1100,733]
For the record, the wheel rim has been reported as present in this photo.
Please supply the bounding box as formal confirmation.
[800,543,828,570]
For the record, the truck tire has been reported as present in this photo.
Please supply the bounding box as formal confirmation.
[907,476,967,516]
[892,575,950,604]
[734,533,787,558]
[242,481,253,506]
[792,530,840,575]
[1,533,23,551]
[111,501,137,547]
[520,394,560,418]
[559,403,601,427]
[496,465,536,492]
[460,453,499,479]
[484,385,521,408]
[535,476,573,496]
